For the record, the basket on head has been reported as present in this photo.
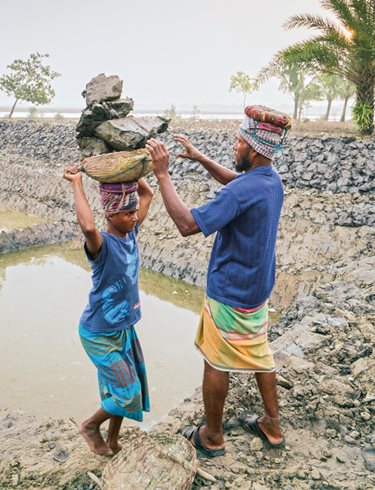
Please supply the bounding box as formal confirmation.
[245,105,292,130]
[101,429,197,490]
[80,148,152,183]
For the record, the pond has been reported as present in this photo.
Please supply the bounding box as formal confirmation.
[0,206,45,232]
[0,242,204,430]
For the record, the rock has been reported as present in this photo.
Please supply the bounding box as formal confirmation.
[310,469,321,480]
[107,98,134,118]
[76,102,111,136]
[250,438,264,451]
[83,73,123,106]
[277,375,293,389]
[95,116,169,150]
[360,412,371,421]
[362,448,375,472]
[252,483,270,490]
[344,435,356,445]
[76,136,110,157]
[76,99,135,137]
[53,448,69,463]
[325,429,337,438]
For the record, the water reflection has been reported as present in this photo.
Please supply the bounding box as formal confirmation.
[0,206,44,232]
[0,242,204,429]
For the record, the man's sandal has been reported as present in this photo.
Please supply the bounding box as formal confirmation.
[238,412,286,449]
[181,423,226,457]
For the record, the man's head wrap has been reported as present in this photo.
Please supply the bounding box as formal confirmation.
[99,181,139,217]
[239,105,291,160]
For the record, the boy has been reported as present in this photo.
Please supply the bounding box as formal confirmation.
[64,165,153,456]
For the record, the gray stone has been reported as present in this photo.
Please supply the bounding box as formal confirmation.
[95,116,169,150]
[83,73,123,106]
[107,98,134,118]
[363,448,375,472]
[76,136,110,158]
[76,102,109,136]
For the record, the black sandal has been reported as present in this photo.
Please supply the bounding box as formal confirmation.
[239,412,285,449]
[181,423,226,457]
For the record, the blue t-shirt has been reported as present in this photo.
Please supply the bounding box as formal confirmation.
[191,166,284,309]
[79,228,141,333]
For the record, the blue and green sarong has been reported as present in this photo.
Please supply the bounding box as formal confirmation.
[79,324,150,422]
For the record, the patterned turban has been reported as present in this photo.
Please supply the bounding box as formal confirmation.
[239,105,291,160]
[99,181,139,217]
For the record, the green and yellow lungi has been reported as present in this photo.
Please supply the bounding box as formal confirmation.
[195,296,275,373]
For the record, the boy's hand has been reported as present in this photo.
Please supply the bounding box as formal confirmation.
[63,165,82,183]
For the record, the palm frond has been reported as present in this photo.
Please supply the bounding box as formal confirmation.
[281,39,341,69]
[320,0,357,29]
[283,13,343,34]
[256,55,283,85]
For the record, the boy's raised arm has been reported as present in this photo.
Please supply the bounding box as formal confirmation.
[137,178,154,226]
[64,165,103,258]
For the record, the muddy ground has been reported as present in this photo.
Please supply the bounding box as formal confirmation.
[0,121,374,489]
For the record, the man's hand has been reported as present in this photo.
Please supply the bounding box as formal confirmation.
[173,134,204,161]
[63,165,82,184]
[146,139,169,177]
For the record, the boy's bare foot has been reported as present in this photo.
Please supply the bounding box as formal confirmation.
[79,421,113,456]
[107,440,123,454]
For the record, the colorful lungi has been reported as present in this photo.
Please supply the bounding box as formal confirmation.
[195,296,275,373]
[79,324,150,421]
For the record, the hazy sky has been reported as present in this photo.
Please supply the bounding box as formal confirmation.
[0,0,329,111]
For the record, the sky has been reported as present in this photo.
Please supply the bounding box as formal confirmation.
[0,0,331,112]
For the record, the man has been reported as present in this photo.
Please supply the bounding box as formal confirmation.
[146,106,290,456]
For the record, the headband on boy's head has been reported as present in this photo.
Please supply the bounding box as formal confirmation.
[99,181,139,217]
[239,105,291,160]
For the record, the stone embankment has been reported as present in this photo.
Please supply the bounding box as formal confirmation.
[0,120,374,489]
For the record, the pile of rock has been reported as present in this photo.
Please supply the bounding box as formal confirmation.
[76,73,169,158]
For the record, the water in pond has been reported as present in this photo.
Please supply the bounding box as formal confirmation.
[0,242,204,430]
[0,206,44,232]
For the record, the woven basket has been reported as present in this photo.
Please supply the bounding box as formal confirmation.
[80,148,152,183]
[101,429,197,490]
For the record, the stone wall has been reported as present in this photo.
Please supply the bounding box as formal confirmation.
[0,120,374,194]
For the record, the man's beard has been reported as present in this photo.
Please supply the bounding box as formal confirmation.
[234,146,252,172]
[235,160,248,172]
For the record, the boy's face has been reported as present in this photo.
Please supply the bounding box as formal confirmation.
[107,208,138,233]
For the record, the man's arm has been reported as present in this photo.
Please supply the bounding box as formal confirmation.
[137,178,154,225]
[146,139,200,236]
[173,134,237,185]
[63,166,103,258]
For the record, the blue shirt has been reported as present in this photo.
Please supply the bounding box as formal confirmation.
[191,166,284,309]
[79,228,141,333]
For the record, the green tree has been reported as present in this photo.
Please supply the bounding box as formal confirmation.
[27,107,38,119]
[163,104,178,120]
[229,71,256,108]
[257,58,321,121]
[278,1,375,134]
[337,78,355,122]
[0,53,60,119]
[191,104,200,121]
[315,73,342,120]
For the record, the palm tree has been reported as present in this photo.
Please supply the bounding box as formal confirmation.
[229,71,256,108]
[316,73,342,120]
[257,58,321,121]
[337,78,356,121]
[278,1,375,134]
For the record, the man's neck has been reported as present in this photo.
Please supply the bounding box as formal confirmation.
[246,159,272,172]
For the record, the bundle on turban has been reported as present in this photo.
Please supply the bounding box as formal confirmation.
[99,181,139,217]
[239,105,291,160]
